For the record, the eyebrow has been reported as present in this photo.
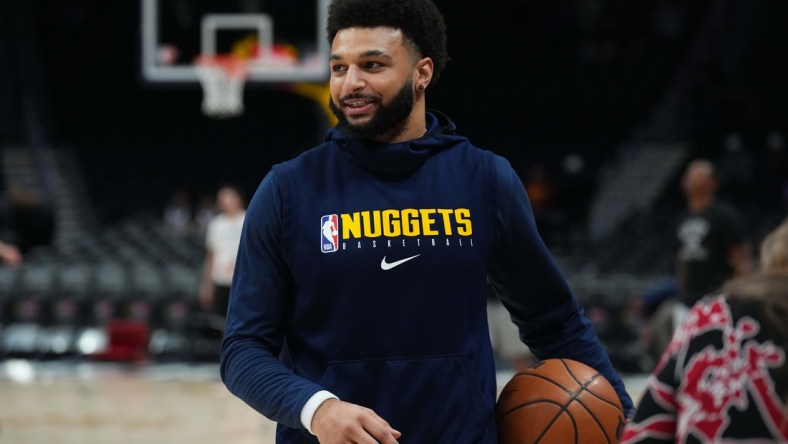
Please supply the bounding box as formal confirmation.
[330,49,391,61]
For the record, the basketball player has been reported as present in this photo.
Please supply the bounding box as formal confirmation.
[220,0,634,442]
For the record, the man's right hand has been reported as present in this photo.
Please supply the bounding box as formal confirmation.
[312,398,401,444]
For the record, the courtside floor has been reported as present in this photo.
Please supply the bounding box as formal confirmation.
[0,360,649,443]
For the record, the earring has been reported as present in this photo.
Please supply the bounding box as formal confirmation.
[417,84,425,91]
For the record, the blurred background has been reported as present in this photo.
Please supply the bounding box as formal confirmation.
[0,0,787,440]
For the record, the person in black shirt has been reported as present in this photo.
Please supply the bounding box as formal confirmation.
[675,158,752,305]
[645,158,752,364]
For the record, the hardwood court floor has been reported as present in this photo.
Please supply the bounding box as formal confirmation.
[0,360,277,444]
[0,359,648,444]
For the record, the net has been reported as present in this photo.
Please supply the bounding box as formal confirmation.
[194,55,250,118]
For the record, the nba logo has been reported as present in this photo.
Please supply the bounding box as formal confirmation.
[321,214,339,253]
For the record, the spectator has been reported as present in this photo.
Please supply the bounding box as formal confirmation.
[621,217,788,443]
[198,184,246,318]
[163,188,194,236]
[645,158,752,363]
[0,240,22,267]
[523,162,562,247]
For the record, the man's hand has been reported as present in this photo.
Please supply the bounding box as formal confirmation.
[312,398,401,444]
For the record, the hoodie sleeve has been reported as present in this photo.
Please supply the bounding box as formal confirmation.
[220,170,326,430]
[486,155,634,415]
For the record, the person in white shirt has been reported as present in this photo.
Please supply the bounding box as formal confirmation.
[199,184,247,317]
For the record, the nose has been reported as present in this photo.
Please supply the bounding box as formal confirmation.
[343,65,365,93]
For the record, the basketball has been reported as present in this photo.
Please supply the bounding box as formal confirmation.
[495,358,626,444]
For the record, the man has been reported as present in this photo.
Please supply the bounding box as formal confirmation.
[220,1,633,442]
[645,159,752,363]
[675,159,751,305]
[198,184,246,317]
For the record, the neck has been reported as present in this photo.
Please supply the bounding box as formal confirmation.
[688,194,714,213]
[375,101,427,144]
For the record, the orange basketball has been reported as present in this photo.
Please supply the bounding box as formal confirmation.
[495,358,626,444]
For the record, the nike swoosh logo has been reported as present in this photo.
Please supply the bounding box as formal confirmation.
[380,254,421,270]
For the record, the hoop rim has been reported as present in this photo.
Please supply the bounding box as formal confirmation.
[194,54,251,78]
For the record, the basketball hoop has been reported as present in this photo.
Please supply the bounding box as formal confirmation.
[194,54,250,118]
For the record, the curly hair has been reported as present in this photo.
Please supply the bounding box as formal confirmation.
[326,0,449,85]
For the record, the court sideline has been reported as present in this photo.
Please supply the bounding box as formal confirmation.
[0,360,648,443]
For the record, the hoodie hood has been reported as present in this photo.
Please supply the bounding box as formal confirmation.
[326,110,469,175]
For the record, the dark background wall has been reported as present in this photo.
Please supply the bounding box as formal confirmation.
[2,0,787,227]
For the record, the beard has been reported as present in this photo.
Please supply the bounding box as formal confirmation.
[329,80,414,140]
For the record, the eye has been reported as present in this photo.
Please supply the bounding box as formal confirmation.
[363,60,384,70]
[331,64,348,73]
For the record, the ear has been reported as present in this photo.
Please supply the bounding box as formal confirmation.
[414,57,434,91]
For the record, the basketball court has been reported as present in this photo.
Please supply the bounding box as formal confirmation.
[0,359,648,443]
[0,2,655,442]
[0,360,277,444]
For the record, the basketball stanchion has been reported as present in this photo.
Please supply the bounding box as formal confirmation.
[194,54,251,118]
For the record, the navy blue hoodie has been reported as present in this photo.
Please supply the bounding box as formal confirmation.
[221,111,633,443]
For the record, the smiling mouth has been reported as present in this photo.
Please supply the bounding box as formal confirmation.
[344,99,374,108]
[342,98,377,116]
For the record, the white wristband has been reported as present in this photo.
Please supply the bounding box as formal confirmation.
[301,390,339,435]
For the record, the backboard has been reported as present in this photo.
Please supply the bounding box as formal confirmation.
[140,0,330,84]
